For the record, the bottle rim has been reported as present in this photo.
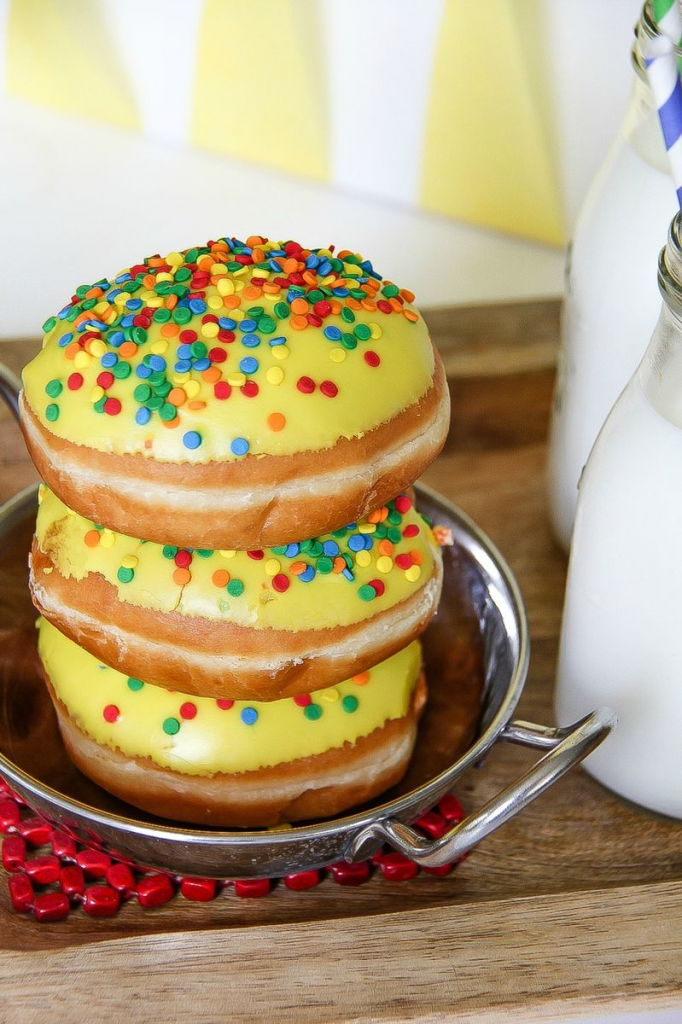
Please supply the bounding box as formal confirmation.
[658,212,682,316]
[632,0,682,81]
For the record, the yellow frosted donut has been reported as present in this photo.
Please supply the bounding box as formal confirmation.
[20,236,449,549]
[38,619,427,827]
[30,485,443,701]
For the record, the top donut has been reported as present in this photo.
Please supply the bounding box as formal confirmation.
[20,235,449,549]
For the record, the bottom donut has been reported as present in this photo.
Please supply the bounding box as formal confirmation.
[37,618,427,827]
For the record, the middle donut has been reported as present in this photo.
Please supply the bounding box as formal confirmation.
[30,486,443,702]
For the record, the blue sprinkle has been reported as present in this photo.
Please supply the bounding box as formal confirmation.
[348,535,365,552]
[240,356,258,374]
[218,317,236,330]
[268,336,287,347]
[135,364,152,379]
[174,359,191,373]
[332,287,349,297]
[324,326,342,341]
[305,254,320,269]
[241,334,260,348]
[231,437,250,457]
[126,298,142,311]
[115,272,133,284]
[189,298,207,314]
[269,258,283,272]
[318,260,332,276]
[106,288,122,301]
[323,540,339,557]
[241,707,258,725]
[192,357,211,371]
[363,535,374,550]
[238,319,257,333]
[183,430,202,450]
[120,314,135,328]
[149,355,166,372]
[58,305,72,320]
[58,332,73,348]
[299,566,316,583]
[108,330,125,347]
[177,343,192,359]
[342,568,355,581]
[135,407,151,425]
[285,543,300,558]
[101,352,118,368]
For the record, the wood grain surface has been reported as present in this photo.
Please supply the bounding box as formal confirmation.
[1,301,681,1023]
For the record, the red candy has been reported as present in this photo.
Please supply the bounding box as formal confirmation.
[51,831,77,860]
[180,702,197,720]
[33,892,70,922]
[369,579,385,598]
[137,874,174,908]
[180,877,217,902]
[241,381,259,398]
[395,554,413,570]
[83,886,120,917]
[216,698,234,710]
[395,495,412,513]
[438,794,465,823]
[97,371,114,389]
[364,351,380,367]
[402,524,419,538]
[293,693,312,707]
[174,550,192,568]
[414,810,450,840]
[214,381,232,400]
[17,817,52,847]
[209,347,227,363]
[422,863,456,877]
[103,704,120,723]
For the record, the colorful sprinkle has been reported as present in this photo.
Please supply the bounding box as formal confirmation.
[182,430,202,450]
[241,707,258,725]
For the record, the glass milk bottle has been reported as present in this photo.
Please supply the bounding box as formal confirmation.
[555,213,682,818]
[547,1,677,551]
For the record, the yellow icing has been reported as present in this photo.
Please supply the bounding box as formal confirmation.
[38,619,421,775]
[22,239,434,464]
[35,487,440,631]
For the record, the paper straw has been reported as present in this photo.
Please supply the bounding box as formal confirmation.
[652,0,682,45]
[645,34,682,206]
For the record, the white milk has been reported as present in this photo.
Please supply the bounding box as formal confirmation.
[555,301,682,817]
[547,60,677,551]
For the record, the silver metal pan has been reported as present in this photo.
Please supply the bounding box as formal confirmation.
[0,367,615,878]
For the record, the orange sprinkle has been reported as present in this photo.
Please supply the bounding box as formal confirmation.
[161,322,180,338]
[173,567,191,586]
[289,314,308,331]
[212,240,230,252]
[168,388,187,407]
[223,295,241,310]
[379,507,389,522]
[330,300,342,315]
[187,400,206,410]
[352,672,370,686]
[411,550,423,566]
[289,561,307,576]
[212,569,231,588]
[84,287,103,299]
[367,510,382,524]
[242,285,262,301]
[118,341,138,359]
[290,297,309,315]
[403,309,419,322]
[378,539,394,556]
[347,297,362,310]
[144,438,153,449]
[64,341,80,360]
[165,294,178,310]
[267,412,286,432]
[162,416,180,428]
[361,300,377,312]
[389,297,403,312]
[332,557,346,573]
[245,235,264,248]
[143,274,156,290]
[197,254,214,271]
[252,247,266,264]
[262,282,281,294]
[202,366,221,383]
[400,288,416,303]
[148,257,165,268]
[282,257,299,274]
[302,271,317,285]
[84,530,100,548]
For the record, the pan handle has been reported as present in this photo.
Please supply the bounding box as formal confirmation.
[345,707,617,866]
[0,363,21,423]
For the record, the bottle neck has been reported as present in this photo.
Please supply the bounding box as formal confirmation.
[632,0,663,82]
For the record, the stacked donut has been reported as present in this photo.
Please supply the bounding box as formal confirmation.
[20,235,452,827]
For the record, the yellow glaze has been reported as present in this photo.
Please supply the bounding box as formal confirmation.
[38,619,421,775]
[36,487,439,631]
[22,238,434,464]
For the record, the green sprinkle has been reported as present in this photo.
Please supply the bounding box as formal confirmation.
[247,306,264,317]
[45,403,60,422]
[196,549,213,558]
[185,248,198,264]
[117,566,135,584]
[127,678,144,692]
[304,703,322,721]
[162,545,178,559]
[175,268,191,283]
[387,527,402,544]
[112,361,131,379]
[342,695,359,713]
[341,334,357,350]
[387,510,402,525]
[274,302,290,319]
[163,717,180,736]
[307,289,324,304]
[316,556,333,574]
[190,341,208,359]
[131,327,147,344]
[341,307,356,324]
[353,324,371,341]
[382,283,399,298]
[227,579,244,597]
[258,316,276,334]
[152,308,172,323]
[272,546,288,556]
[81,298,96,311]
[147,395,164,411]
[173,307,192,324]
[154,381,172,398]
[134,384,152,402]
[45,379,63,398]
[159,403,177,421]
[358,585,375,602]
[93,397,107,414]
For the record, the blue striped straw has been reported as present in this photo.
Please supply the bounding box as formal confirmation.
[653,0,682,46]
[645,34,682,207]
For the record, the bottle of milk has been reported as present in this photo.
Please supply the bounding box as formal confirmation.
[555,212,682,819]
[546,1,677,552]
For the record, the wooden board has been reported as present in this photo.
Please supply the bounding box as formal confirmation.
[1,301,681,1023]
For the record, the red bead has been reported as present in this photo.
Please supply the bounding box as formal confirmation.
[83,886,120,917]
[106,863,136,893]
[137,873,174,908]
[293,693,312,707]
[214,381,232,400]
[414,810,449,840]
[180,702,197,720]
[330,861,370,886]
[320,380,338,398]
[369,579,385,598]
[421,863,455,877]
[395,495,412,513]
[17,817,52,847]
[97,371,114,389]
[2,836,26,872]
[25,854,60,885]
[209,347,227,363]
[33,891,70,922]
[51,831,77,860]
[241,380,259,398]
[379,853,419,882]
[438,794,465,823]
[67,372,84,390]
[364,351,380,367]
[174,549,192,568]
[283,870,320,891]
[296,376,316,394]
[272,573,290,593]
[0,797,21,833]
[180,877,217,901]
[234,878,270,898]
[9,873,34,913]
[60,865,86,898]
[76,849,112,878]
[104,397,122,416]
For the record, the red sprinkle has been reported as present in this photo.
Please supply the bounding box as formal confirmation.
[103,705,120,723]
[218,329,235,343]
[216,698,234,710]
[369,579,385,598]
[320,380,338,398]
[174,550,192,568]
[103,397,122,416]
[272,573,290,593]
[377,300,392,314]
[67,372,84,391]
[214,381,232,400]
[314,300,332,317]
[296,376,316,394]
[395,495,412,513]
[247,550,264,560]
[209,347,227,363]
[241,380,259,398]
[364,351,381,367]
[179,329,198,343]
[180,702,197,720]
[395,554,413,570]
[97,371,114,389]
[402,524,419,538]
[293,694,312,707]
